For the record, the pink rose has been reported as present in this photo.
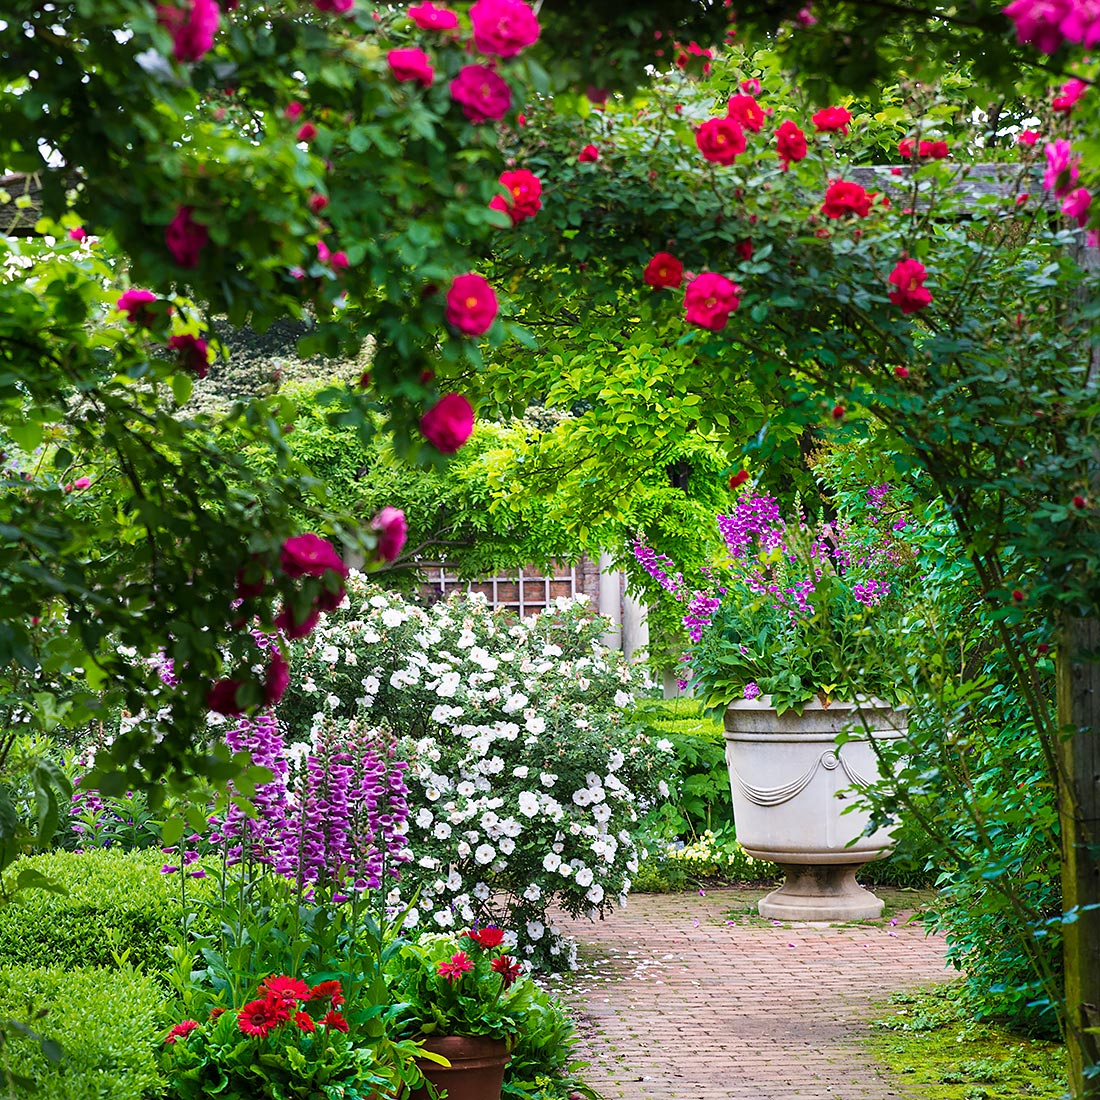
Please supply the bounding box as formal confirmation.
[578,144,599,163]
[740,78,762,95]
[1016,129,1042,146]
[280,533,347,578]
[68,226,87,242]
[445,273,498,335]
[469,0,540,58]
[371,507,408,562]
[409,1,459,29]
[1002,0,1071,54]
[296,121,318,142]
[420,393,475,453]
[388,47,435,86]
[450,65,512,123]
[165,206,208,268]
[207,678,245,716]
[157,0,220,63]
[118,288,160,325]
[1053,77,1088,112]
[168,334,211,379]
[264,651,290,707]
[275,604,322,640]
[1043,139,1079,197]
[684,272,741,331]
[887,258,933,314]
[313,0,354,10]
[696,117,746,165]
[1062,186,1092,226]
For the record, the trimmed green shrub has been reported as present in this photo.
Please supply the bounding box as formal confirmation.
[0,964,166,1100]
[0,848,210,974]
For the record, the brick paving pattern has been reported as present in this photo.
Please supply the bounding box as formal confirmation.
[550,886,950,1100]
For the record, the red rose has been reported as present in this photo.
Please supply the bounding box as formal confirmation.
[578,143,599,163]
[740,78,762,95]
[811,106,852,134]
[1073,494,1088,508]
[821,180,872,218]
[469,0,540,58]
[894,366,910,379]
[729,469,750,488]
[643,252,684,289]
[735,238,754,261]
[409,2,459,29]
[420,393,475,453]
[775,119,807,170]
[918,139,949,159]
[490,168,542,225]
[207,678,245,716]
[695,116,746,165]
[263,650,290,707]
[280,533,346,578]
[168,333,211,379]
[1012,589,1025,602]
[371,506,408,562]
[445,273,498,335]
[726,93,765,133]
[165,206,208,268]
[296,121,318,142]
[683,272,741,331]
[887,258,933,314]
[285,101,303,121]
[308,193,328,213]
[450,64,512,123]
[831,404,846,419]
[898,138,915,158]
[387,47,434,86]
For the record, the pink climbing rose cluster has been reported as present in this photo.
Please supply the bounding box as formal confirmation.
[157,0,220,63]
[1003,0,1100,53]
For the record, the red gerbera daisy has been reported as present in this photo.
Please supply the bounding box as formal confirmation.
[259,975,312,1005]
[238,996,290,1037]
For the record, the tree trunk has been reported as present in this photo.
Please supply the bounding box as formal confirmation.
[1058,617,1100,1098]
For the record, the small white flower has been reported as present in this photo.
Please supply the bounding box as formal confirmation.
[587,883,606,904]
[655,738,675,753]
[523,883,542,902]
[575,866,594,887]
[593,804,613,824]
[524,714,546,736]
[474,843,496,865]
[540,772,557,788]
[613,690,633,708]
[658,780,670,798]
[517,792,539,818]
[456,841,472,858]
[425,787,441,802]
[446,870,463,891]
[513,765,529,779]
[381,608,405,628]
[572,789,592,807]
[473,882,491,901]
[433,822,452,840]
[415,808,434,828]
[499,837,515,855]
[321,645,340,664]
[434,909,455,928]
[403,908,420,928]
[457,780,477,798]
[500,816,522,837]
[557,863,573,878]
[526,920,545,941]
[502,692,529,714]
[542,852,562,872]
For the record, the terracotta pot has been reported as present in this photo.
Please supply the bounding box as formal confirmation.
[724,696,907,921]
[408,1035,511,1100]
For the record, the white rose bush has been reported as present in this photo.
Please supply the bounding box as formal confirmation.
[280,575,668,966]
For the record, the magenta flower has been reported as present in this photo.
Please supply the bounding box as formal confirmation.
[449,65,512,123]
[157,0,221,63]
[165,206,209,268]
[469,0,540,58]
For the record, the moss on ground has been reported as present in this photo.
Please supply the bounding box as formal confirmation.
[869,983,1066,1100]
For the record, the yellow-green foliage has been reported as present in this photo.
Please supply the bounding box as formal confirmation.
[0,965,166,1100]
[0,848,211,973]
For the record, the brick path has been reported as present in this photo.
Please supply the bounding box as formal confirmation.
[549,886,950,1100]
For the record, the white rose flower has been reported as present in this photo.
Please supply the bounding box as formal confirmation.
[587,883,606,904]
[542,852,562,872]
[540,772,557,788]
[433,822,452,840]
[658,780,670,798]
[362,675,380,694]
[381,608,405,628]
[524,714,546,736]
[523,883,542,902]
[572,789,592,807]
[321,645,340,664]
[369,594,389,608]
[593,804,613,824]
[474,843,496,865]
[456,780,476,798]
[499,837,515,855]
[575,867,594,887]
[403,908,420,928]
[473,882,491,901]
[500,817,522,837]
[480,811,500,832]
[517,792,539,818]
[513,765,529,779]
[613,690,633,708]
[656,738,675,752]
[526,920,545,941]
[446,870,463,891]
[456,841,472,858]
[415,808,434,828]
[434,909,454,928]
[425,787,441,802]
[557,863,573,878]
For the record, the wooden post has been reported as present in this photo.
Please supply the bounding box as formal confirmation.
[1057,619,1100,1098]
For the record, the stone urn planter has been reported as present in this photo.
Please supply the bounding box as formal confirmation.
[408,1035,511,1100]
[723,696,906,921]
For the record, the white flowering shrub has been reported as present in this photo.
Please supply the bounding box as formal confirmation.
[279,575,670,967]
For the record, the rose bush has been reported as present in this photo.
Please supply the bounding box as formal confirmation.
[280,577,669,966]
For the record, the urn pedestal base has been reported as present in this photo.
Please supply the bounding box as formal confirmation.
[757,862,884,921]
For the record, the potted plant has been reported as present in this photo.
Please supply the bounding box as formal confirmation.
[391,927,535,1100]
[643,486,918,920]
